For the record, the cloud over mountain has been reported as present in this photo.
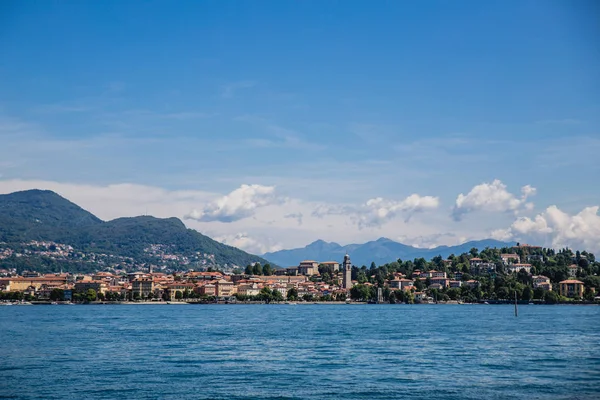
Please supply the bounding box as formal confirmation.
[492,205,600,253]
[215,232,282,255]
[357,194,440,228]
[185,184,282,223]
[453,179,536,221]
[310,194,439,228]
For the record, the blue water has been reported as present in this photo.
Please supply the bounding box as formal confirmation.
[1,304,599,400]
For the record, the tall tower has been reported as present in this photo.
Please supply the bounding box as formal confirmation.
[342,253,352,289]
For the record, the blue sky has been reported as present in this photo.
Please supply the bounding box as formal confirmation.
[1,1,599,254]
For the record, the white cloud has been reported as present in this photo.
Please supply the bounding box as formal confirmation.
[491,205,600,253]
[453,179,536,220]
[356,194,440,228]
[214,232,283,255]
[310,194,439,228]
[184,184,283,223]
[395,233,469,249]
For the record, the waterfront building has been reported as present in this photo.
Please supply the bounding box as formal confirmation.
[237,283,260,297]
[74,280,108,295]
[131,277,154,298]
[197,283,216,296]
[214,279,235,297]
[0,276,68,292]
[559,280,584,298]
[166,282,195,300]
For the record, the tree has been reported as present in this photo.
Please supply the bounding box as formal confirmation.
[497,286,510,300]
[350,284,371,301]
[49,288,64,301]
[97,292,105,301]
[302,294,314,302]
[85,289,97,302]
[272,289,283,302]
[258,287,272,302]
[583,287,595,301]
[263,264,273,276]
[533,287,545,300]
[544,291,559,304]
[175,291,183,300]
[517,269,531,285]
[357,272,367,284]
[394,290,405,303]
[446,288,460,300]
[522,286,533,301]
[318,264,335,277]
[414,279,424,291]
[252,263,263,276]
[335,292,347,301]
[244,265,253,275]
[287,287,298,300]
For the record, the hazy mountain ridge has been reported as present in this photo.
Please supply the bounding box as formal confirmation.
[0,189,270,270]
[262,237,516,267]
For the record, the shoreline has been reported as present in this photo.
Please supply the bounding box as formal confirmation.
[3,300,598,306]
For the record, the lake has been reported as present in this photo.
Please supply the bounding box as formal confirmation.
[1,304,599,399]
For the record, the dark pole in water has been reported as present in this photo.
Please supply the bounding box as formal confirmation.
[514,290,518,317]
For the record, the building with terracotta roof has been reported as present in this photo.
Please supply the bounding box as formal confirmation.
[532,275,552,291]
[500,253,520,265]
[559,280,584,298]
[568,264,579,277]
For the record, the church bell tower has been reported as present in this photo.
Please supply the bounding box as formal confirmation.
[342,253,352,289]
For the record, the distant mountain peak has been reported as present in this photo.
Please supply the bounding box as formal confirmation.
[262,237,515,267]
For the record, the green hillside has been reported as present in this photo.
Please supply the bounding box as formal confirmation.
[0,189,269,271]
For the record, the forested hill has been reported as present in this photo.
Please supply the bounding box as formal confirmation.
[0,189,270,271]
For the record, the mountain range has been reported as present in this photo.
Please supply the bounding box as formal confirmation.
[0,189,270,270]
[262,237,516,267]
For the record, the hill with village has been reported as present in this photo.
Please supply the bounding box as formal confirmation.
[0,189,270,274]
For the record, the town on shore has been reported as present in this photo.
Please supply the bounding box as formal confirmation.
[1,243,598,306]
